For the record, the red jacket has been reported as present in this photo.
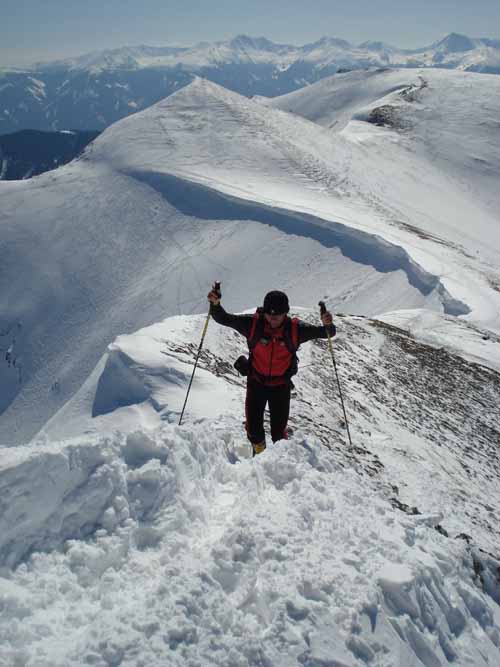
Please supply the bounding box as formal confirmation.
[210,304,336,386]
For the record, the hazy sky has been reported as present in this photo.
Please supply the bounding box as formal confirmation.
[2,0,500,66]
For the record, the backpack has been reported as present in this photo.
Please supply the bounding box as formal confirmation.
[247,308,299,383]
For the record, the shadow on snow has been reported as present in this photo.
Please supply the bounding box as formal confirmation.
[129,170,470,317]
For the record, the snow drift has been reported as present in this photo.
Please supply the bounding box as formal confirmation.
[1,422,500,666]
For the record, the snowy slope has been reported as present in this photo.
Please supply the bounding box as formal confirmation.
[93,74,500,322]
[265,68,500,231]
[38,309,500,554]
[1,311,499,666]
[2,430,499,666]
[0,156,443,444]
[2,70,500,667]
[5,73,499,443]
[265,67,500,188]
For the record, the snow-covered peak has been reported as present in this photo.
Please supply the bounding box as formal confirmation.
[2,71,468,442]
[432,32,478,54]
[32,37,298,73]
[358,40,396,53]
[266,67,500,225]
[22,32,500,75]
[34,44,190,72]
[229,34,294,53]
[302,35,354,52]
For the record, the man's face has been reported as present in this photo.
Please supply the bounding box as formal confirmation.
[264,312,286,328]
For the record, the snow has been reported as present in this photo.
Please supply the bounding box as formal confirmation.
[0,157,445,444]
[1,64,499,666]
[28,33,500,75]
[377,308,500,373]
[1,420,499,666]
[6,72,492,442]
[37,310,500,557]
[26,77,46,101]
[1,70,499,444]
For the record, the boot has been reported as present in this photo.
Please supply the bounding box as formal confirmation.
[252,441,266,457]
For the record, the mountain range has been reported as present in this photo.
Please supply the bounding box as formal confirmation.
[1,32,500,135]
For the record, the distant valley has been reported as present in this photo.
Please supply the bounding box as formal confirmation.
[0,129,99,180]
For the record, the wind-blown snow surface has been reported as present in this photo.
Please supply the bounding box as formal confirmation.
[1,311,500,666]
[4,71,500,442]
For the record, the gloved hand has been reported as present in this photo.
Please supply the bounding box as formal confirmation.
[321,311,333,327]
[207,282,221,306]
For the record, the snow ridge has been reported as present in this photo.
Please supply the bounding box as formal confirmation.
[126,171,468,316]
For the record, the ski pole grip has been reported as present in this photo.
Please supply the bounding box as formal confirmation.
[318,300,327,316]
[213,281,221,298]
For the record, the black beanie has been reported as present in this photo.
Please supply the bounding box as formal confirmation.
[263,290,290,314]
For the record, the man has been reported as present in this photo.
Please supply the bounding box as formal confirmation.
[207,287,336,456]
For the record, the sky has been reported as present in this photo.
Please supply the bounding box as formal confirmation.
[2,0,500,66]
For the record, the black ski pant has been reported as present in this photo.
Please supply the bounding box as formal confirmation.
[245,377,291,444]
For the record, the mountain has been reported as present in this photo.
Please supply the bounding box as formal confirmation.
[32,32,497,72]
[264,68,500,221]
[0,68,194,136]
[1,70,499,439]
[1,33,500,135]
[1,71,500,665]
[358,40,396,52]
[433,32,477,53]
[0,129,100,180]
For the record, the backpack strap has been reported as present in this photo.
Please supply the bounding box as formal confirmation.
[248,309,264,350]
[247,312,299,384]
[249,312,298,352]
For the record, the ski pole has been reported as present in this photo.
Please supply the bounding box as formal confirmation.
[319,301,353,448]
[178,281,221,426]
